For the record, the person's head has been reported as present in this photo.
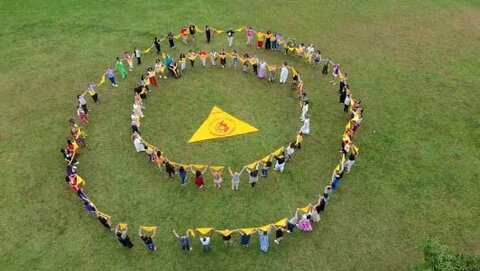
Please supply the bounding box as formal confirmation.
[290,142,296,148]
[205,25,209,28]
[189,49,192,53]
[202,237,207,241]
[124,51,128,55]
[60,148,65,154]
[196,170,201,176]
[306,214,311,220]
[298,131,303,136]
[156,151,161,157]
[263,231,268,235]
[284,61,288,66]
[305,115,309,120]
[67,139,72,145]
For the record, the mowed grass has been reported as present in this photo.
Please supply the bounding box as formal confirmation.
[0,0,479,270]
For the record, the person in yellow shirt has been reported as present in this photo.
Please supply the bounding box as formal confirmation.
[256,32,265,49]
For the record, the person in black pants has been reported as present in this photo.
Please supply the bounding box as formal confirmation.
[154,37,161,54]
[188,23,196,42]
[205,25,212,43]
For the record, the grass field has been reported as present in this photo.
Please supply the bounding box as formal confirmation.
[0,0,479,270]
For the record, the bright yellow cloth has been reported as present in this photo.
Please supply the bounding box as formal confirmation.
[258,224,271,232]
[216,229,235,237]
[117,223,127,231]
[209,166,225,172]
[98,74,106,86]
[196,228,214,235]
[274,218,288,228]
[143,45,154,53]
[239,228,256,235]
[298,204,312,213]
[245,161,258,170]
[188,106,259,143]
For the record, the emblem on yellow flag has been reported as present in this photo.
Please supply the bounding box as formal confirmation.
[188,106,259,143]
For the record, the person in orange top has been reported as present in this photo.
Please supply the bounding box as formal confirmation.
[155,150,165,171]
[198,50,207,67]
[180,27,188,44]
[66,139,78,156]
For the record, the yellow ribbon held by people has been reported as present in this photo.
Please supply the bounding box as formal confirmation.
[98,74,106,86]
[196,228,214,236]
[239,228,256,235]
[188,106,259,143]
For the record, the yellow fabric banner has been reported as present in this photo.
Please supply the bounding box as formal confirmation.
[191,164,208,171]
[98,74,106,86]
[209,166,225,172]
[216,229,235,237]
[274,218,288,228]
[245,161,259,170]
[188,106,259,143]
[271,147,284,157]
[196,228,214,235]
[143,45,154,53]
[261,154,272,163]
[140,226,157,236]
[235,26,246,32]
[174,34,181,39]
[239,228,256,235]
[298,204,312,213]
[258,224,271,232]
[187,229,196,237]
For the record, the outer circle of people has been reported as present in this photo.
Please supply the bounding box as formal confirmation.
[61,23,364,253]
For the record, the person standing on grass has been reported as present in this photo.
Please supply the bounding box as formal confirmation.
[344,93,351,113]
[331,63,340,85]
[165,161,176,179]
[205,25,212,43]
[297,214,313,232]
[132,132,145,152]
[209,49,218,66]
[331,168,342,190]
[105,67,118,87]
[258,60,267,79]
[285,142,295,161]
[265,30,272,50]
[167,31,176,48]
[226,28,235,47]
[238,229,255,247]
[242,53,250,72]
[231,50,239,70]
[86,84,99,103]
[228,167,245,191]
[139,230,156,252]
[200,235,211,251]
[188,23,196,43]
[279,62,289,84]
[251,55,259,74]
[259,230,270,252]
[77,93,88,113]
[322,57,331,75]
[300,100,309,121]
[199,50,207,67]
[273,154,286,173]
[77,105,89,124]
[187,50,197,68]
[147,67,157,87]
[273,225,287,244]
[345,147,358,173]
[124,51,134,71]
[178,166,188,187]
[246,164,259,187]
[155,151,165,170]
[261,160,272,178]
[84,199,97,214]
[115,57,127,79]
[287,210,299,233]
[246,26,254,47]
[191,167,208,189]
[209,168,223,189]
[301,115,310,135]
[133,46,141,65]
[173,229,192,251]
[115,224,133,248]
[219,49,227,68]
[154,37,162,55]
[295,131,304,149]
[96,212,112,230]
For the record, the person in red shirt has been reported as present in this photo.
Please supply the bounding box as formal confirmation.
[180,27,188,44]
[191,167,208,189]
[199,50,207,67]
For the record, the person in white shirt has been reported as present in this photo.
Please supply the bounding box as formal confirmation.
[200,236,211,251]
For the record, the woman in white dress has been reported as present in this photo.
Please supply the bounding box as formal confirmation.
[301,115,310,135]
[132,132,145,152]
[300,100,309,121]
[279,62,289,84]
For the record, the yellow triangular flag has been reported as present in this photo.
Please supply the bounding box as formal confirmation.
[188,106,259,143]
[239,228,256,235]
[191,164,207,171]
[140,226,157,236]
[298,204,311,213]
[271,147,284,157]
[274,218,288,228]
[261,154,272,163]
[209,166,225,172]
[258,224,271,232]
[216,229,234,237]
[245,161,259,170]
[196,228,214,235]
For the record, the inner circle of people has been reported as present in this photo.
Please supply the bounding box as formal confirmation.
[63,23,364,253]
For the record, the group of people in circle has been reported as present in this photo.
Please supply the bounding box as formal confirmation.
[59,22,363,253]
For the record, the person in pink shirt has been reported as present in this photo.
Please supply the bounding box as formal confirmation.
[246,26,254,47]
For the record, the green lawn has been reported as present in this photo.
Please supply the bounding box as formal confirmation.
[0,0,479,270]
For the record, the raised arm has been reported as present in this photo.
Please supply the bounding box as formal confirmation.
[228,167,233,177]
[172,229,179,239]
[239,166,246,176]
[201,166,208,174]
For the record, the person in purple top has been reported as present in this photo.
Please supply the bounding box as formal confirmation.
[105,68,118,87]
